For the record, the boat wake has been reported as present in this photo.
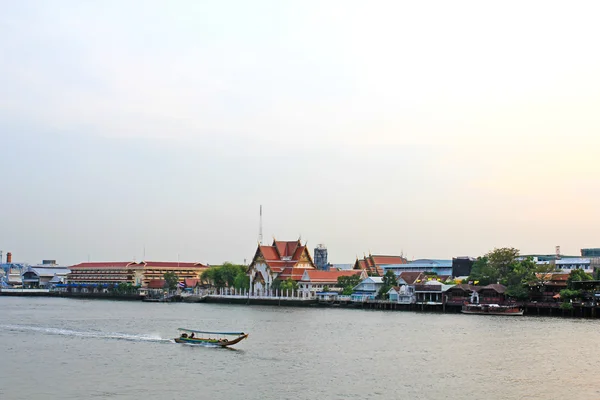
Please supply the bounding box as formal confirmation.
[0,324,172,343]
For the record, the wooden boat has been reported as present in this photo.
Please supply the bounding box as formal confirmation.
[461,303,524,316]
[174,328,249,347]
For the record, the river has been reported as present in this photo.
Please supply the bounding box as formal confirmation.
[0,297,598,400]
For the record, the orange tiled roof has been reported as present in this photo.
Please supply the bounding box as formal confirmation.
[277,267,306,281]
[302,270,363,283]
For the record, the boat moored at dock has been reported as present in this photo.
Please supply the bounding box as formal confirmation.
[461,303,524,316]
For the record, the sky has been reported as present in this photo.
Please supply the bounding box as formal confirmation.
[1,1,599,266]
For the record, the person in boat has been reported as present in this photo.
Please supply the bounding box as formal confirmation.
[190,333,195,339]
[181,333,188,338]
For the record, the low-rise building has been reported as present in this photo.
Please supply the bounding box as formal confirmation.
[67,261,207,287]
[351,276,384,301]
[298,269,367,297]
[554,258,592,273]
[382,259,453,277]
[22,264,70,288]
[414,281,455,305]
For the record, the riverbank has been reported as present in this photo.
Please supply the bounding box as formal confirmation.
[2,289,598,318]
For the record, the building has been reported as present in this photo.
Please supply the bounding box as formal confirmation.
[387,285,415,304]
[67,261,207,287]
[247,239,316,293]
[581,248,600,257]
[353,254,408,276]
[314,244,329,270]
[21,262,70,288]
[452,257,475,277]
[414,281,455,305]
[298,269,367,297]
[555,258,592,273]
[382,259,453,277]
[350,276,384,301]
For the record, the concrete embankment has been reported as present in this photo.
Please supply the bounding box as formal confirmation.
[204,295,318,307]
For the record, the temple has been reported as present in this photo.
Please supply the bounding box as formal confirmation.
[353,253,408,276]
[248,239,316,293]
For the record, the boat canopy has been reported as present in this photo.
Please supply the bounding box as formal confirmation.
[177,328,245,335]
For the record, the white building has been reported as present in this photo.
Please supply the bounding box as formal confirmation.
[554,258,592,273]
[298,269,367,297]
[351,277,384,301]
[247,239,317,294]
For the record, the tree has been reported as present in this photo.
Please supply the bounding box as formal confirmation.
[487,247,520,279]
[338,274,362,296]
[377,270,397,300]
[280,278,298,293]
[567,269,593,288]
[322,285,330,292]
[233,272,249,290]
[200,263,247,288]
[163,272,179,291]
[468,256,497,286]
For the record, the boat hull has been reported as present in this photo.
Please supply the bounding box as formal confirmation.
[174,334,249,347]
[461,310,524,316]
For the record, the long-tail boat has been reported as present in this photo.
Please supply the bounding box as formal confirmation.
[174,328,249,347]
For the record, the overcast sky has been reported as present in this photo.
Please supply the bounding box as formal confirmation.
[1,1,599,266]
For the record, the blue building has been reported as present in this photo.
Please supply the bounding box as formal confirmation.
[381,259,453,277]
[314,244,329,270]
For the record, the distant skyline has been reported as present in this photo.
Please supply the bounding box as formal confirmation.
[1,1,599,266]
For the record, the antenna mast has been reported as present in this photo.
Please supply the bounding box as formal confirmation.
[259,205,263,245]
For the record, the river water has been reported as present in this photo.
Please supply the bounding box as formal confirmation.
[0,297,598,400]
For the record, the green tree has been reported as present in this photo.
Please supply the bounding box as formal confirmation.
[280,278,298,292]
[377,270,397,299]
[233,272,250,290]
[468,256,497,286]
[338,274,362,295]
[322,285,330,292]
[487,247,520,279]
[163,272,179,291]
[567,268,593,288]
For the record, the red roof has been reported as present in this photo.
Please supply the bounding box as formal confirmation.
[70,261,207,269]
[277,267,307,281]
[302,270,364,283]
[147,279,166,289]
[143,261,207,269]
[69,262,135,269]
[354,254,407,276]
[371,255,407,265]
[184,279,199,287]
[254,240,315,271]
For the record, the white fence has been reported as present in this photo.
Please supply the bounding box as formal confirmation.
[207,288,314,300]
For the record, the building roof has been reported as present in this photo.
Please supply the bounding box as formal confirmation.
[407,259,453,267]
[253,240,315,272]
[70,261,136,269]
[354,254,408,276]
[555,258,591,265]
[184,279,200,287]
[28,267,71,278]
[479,284,506,294]
[277,267,307,281]
[397,272,425,285]
[300,269,364,283]
[143,261,207,268]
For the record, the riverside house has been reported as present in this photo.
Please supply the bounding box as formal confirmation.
[298,269,367,297]
[351,276,384,301]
